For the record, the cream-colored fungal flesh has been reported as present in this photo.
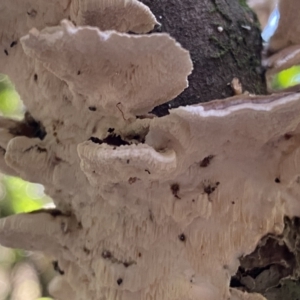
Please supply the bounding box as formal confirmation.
[1,1,300,300]
[70,0,159,33]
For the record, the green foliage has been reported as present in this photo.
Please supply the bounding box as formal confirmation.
[0,75,23,118]
[272,65,300,90]
[1,176,51,216]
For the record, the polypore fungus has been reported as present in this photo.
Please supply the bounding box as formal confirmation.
[1,1,300,300]
[70,0,159,33]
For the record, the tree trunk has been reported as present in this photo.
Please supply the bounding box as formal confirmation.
[142,0,267,116]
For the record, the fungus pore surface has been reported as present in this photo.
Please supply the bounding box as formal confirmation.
[1,1,300,300]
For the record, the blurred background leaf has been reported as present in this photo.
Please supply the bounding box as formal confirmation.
[0,74,54,300]
[272,65,300,90]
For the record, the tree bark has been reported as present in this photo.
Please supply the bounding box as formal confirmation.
[141,0,267,116]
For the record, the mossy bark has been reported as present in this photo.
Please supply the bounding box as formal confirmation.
[140,0,267,116]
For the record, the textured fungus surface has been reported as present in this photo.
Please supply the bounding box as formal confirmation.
[1,0,300,300]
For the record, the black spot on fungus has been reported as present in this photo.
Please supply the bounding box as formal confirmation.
[88,106,96,111]
[145,169,151,174]
[4,49,8,56]
[192,199,195,202]
[232,201,235,205]
[22,112,46,140]
[48,209,64,217]
[10,41,17,48]
[52,261,65,275]
[83,247,90,254]
[108,128,115,133]
[27,9,37,18]
[275,178,281,183]
[133,134,141,140]
[284,133,293,140]
[179,234,186,242]
[200,155,214,167]
[117,278,123,286]
[37,146,47,153]
[171,183,181,199]
[102,250,112,259]
[138,252,142,257]
[34,74,38,81]
[89,137,103,144]
[126,159,130,164]
[125,134,146,143]
[128,177,138,184]
[204,185,216,195]
[103,134,130,147]
[77,70,81,75]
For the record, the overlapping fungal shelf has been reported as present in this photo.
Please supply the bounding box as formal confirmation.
[1,0,300,299]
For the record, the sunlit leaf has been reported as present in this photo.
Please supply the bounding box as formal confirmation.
[3,177,50,214]
[0,74,22,116]
[272,65,300,90]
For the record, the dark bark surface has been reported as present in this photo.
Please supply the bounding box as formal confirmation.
[141,0,267,116]
[231,217,300,300]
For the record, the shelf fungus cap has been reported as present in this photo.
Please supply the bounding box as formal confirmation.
[20,20,193,118]
[78,142,177,184]
[70,0,159,33]
[0,210,72,255]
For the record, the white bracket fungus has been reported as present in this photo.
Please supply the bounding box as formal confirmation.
[70,0,159,33]
[0,1,300,300]
[21,20,192,118]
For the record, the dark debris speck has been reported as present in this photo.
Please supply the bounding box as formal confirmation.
[117,278,123,285]
[204,185,215,195]
[200,155,214,167]
[102,251,112,259]
[89,137,103,144]
[171,183,181,199]
[179,234,186,242]
[10,41,17,48]
[103,134,130,147]
[52,261,65,275]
